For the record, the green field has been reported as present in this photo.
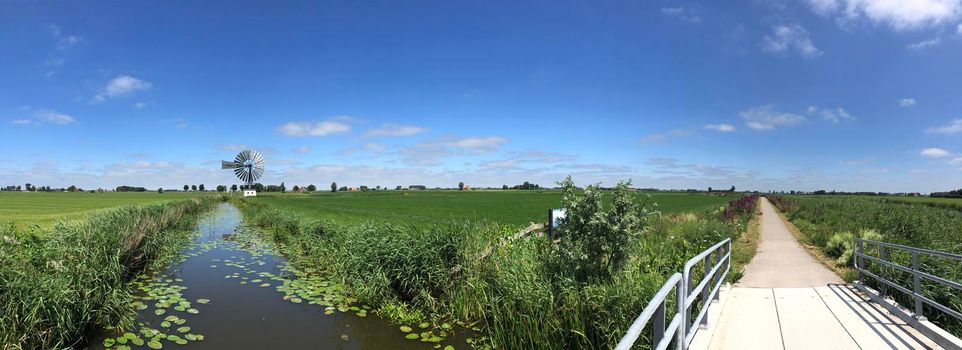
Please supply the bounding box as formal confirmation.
[250,190,739,226]
[0,192,206,226]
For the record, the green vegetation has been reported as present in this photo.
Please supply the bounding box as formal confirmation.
[0,196,219,349]
[236,181,758,349]
[0,192,205,227]
[770,195,962,334]
[249,190,739,226]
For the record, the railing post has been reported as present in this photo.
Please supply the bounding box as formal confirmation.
[653,299,665,347]
[713,245,723,303]
[912,251,926,321]
[700,253,711,328]
[880,245,888,297]
[677,277,686,350]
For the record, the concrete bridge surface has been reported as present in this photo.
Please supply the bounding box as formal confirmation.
[689,197,946,350]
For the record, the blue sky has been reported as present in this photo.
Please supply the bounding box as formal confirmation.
[2,0,962,192]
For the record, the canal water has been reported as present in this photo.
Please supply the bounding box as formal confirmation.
[93,203,468,349]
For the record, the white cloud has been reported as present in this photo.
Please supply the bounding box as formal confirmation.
[900,98,917,107]
[807,106,856,123]
[958,23,962,34]
[133,102,147,109]
[805,0,962,31]
[49,24,82,49]
[761,24,823,58]
[11,119,34,125]
[907,37,942,49]
[703,124,736,132]
[661,6,702,23]
[927,119,962,134]
[641,128,692,143]
[443,136,508,149]
[740,105,807,130]
[94,75,152,102]
[921,147,951,157]
[950,157,962,164]
[277,119,351,137]
[292,146,312,154]
[11,109,77,126]
[364,123,426,137]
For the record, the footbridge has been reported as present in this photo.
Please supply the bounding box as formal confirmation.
[616,197,962,350]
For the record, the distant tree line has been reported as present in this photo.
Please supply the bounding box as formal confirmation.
[509,181,540,190]
[931,189,962,198]
[115,186,147,192]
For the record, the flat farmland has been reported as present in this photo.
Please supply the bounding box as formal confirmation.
[253,190,739,226]
[0,191,206,227]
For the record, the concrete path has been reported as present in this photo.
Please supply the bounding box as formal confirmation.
[690,197,942,350]
[736,197,842,288]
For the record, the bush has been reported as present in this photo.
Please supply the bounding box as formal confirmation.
[824,229,883,266]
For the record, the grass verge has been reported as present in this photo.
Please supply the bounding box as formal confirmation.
[0,196,221,349]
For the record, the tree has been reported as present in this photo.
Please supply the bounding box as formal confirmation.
[25,183,32,192]
[331,182,337,193]
[158,188,164,193]
[708,187,713,193]
[16,185,21,191]
[307,184,316,192]
[184,185,189,191]
[396,185,403,190]
[68,185,77,192]
[231,184,238,192]
[216,185,227,192]
[730,185,736,193]
[458,181,465,191]
[280,182,286,193]
[199,184,205,192]
[191,185,197,191]
[293,185,300,192]
[502,184,508,190]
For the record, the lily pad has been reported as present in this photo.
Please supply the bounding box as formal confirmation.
[154,309,166,316]
[400,326,413,333]
[177,326,190,333]
[405,333,420,340]
[147,340,163,349]
[419,322,430,329]
[103,338,115,347]
[196,298,210,304]
[444,346,455,350]
[187,308,199,314]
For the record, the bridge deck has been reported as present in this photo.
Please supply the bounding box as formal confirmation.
[690,197,944,349]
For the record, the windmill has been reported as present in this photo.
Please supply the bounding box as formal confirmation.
[222,149,265,197]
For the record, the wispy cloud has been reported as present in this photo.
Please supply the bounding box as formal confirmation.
[921,147,951,158]
[907,37,941,50]
[49,24,83,50]
[807,106,856,123]
[661,6,702,23]
[93,75,152,102]
[704,123,736,132]
[292,146,312,154]
[927,119,962,134]
[804,0,962,31]
[364,123,426,137]
[900,98,917,107]
[11,109,77,126]
[761,24,823,58]
[740,105,806,130]
[277,118,351,137]
[641,128,692,143]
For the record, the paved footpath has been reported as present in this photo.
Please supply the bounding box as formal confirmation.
[690,197,943,350]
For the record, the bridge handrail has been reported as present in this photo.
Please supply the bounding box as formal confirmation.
[854,238,962,322]
[614,238,731,350]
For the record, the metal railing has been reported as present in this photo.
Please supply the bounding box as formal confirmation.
[853,238,962,348]
[615,238,731,350]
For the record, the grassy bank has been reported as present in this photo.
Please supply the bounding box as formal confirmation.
[0,196,221,349]
[235,184,759,349]
[250,190,740,226]
[769,195,962,334]
[0,192,207,228]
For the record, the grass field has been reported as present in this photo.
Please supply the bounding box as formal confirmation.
[250,190,739,226]
[0,192,205,227]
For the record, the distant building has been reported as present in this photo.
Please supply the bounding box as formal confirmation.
[243,190,257,197]
[409,185,426,190]
[349,187,360,192]
[463,184,471,190]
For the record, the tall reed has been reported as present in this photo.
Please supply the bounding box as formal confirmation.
[0,196,220,349]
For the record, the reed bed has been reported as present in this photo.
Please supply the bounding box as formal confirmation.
[236,182,758,349]
[0,196,220,349]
